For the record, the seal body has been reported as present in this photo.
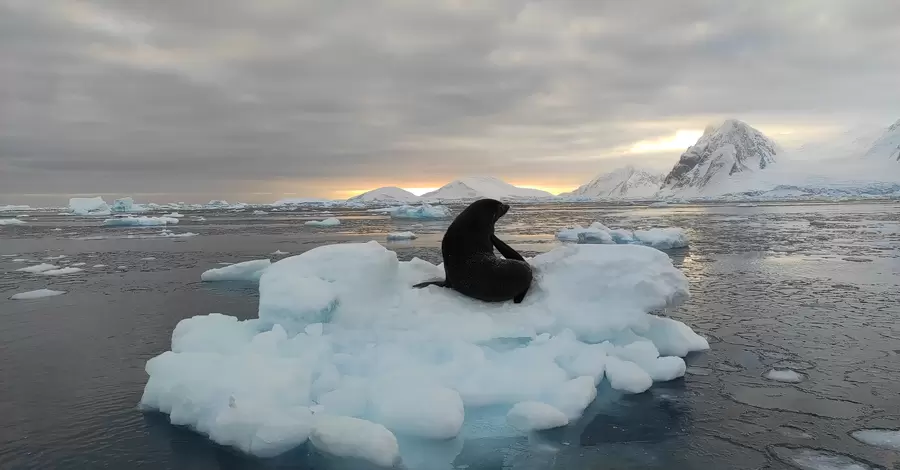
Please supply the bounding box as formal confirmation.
[414,199,533,303]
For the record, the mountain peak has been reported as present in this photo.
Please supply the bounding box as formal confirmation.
[421,176,552,201]
[863,118,900,162]
[348,186,420,203]
[659,120,780,196]
[564,165,664,199]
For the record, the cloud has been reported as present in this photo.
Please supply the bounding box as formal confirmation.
[1,0,899,202]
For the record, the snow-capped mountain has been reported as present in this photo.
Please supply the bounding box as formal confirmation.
[863,119,900,162]
[421,176,553,201]
[659,119,780,196]
[347,186,421,204]
[563,165,664,199]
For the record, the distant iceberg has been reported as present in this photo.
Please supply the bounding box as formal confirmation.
[305,218,341,227]
[69,197,110,215]
[111,197,147,213]
[102,216,180,227]
[386,231,418,241]
[0,218,27,226]
[0,205,31,212]
[373,204,452,219]
[557,222,689,250]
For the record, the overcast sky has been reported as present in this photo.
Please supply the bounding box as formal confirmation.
[2,0,899,203]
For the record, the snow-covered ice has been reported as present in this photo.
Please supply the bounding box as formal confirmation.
[44,255,67,260]
[141,257,157,261]
[252,210,268,215]
[0,204,31,211]
[0,218,26,225]
[111,197,147,212]
[41,267,83,276]
[140,241,708,461]
[506,402,569,431]
[103,216,179,227]
[163,212,184,218]
[771,446,875,470]
[200,259,271,282]
[310,416,400,467]
[305,218,341,227]
[16,263,59,273]
[378,204,451,220]
[9,289,66,300]
[271,250,290,255]
[70,262,86,267]
[387,231,418,241]
[93,264,107,268]
[69,197,110,215]
[556,222,689,250]
[764,369,803,383]
[851,429,900,451]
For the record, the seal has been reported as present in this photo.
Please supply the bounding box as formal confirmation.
[413,198,533,304]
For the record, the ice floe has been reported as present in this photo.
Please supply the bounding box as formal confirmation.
[103,216,179,227]
[305,218,341,227]
[386,231,418,241]
[556,222,689,250]
[140,241,708,462]
[9,289,66,300]
[201,259,272,282]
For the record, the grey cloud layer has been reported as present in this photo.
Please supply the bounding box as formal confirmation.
[2,0,899,200]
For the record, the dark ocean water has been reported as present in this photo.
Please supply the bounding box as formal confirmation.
[1,202,898,470]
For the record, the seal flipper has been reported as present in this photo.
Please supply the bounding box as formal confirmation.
[413,280,447,289]
[491,234,526,262]
[513,290,526,304]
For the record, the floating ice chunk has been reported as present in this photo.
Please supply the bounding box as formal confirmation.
[310,416,400,468]
[507,402,569,431]
[141,257,156,261]
[633,228,689,250]
[41,267,83,276]
[69,197,110,215]
[103,216,179,227]
[370,384,464,439]
[201,259,271,282]
[12,258,30,262]
[93,264,107,268]
[271,249,290,255]
[851,429,900,450]
[305,218,341,227]
[0,218,26,225]
[117,266,128,270]
[10,289,66,300]
[252,210,268,215]
[51,228,62,231]
[375,204,451,219]
[764,369,804,383]
[71,262,86,266]
[193,216,207,222]
[163,212,184,218]
[156,229,198,238]
[770,446,875,470]
[110,197,146,212]
[557,222,688,250]
[648,201,669,208]
[44,255,66,260]
[386,231,418,241]
[16,263,59,273]
[0,205,31,211]
[140,242,708,459]
[2,254,18,257]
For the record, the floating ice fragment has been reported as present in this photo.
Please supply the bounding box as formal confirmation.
[556,222,688,250]
[387,231,418,241]
[506,402,569,431]
[103,216,178,227]
[310,416,400,468]
[10,289,66,300]
[16,263,59,273]
[201,259,271,282]
[765,369,804,383]
[851,429,900,450]
[41,267,83,276]
[305,218,341,227]
[0,218,27,225]
[69,197,109,215]
[372,204,451,219]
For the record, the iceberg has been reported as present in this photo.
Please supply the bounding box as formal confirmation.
[140,241,708,462]
[556,222,689,250]
[102,216,179,227]
[110,197,146,212]
[0,218,27,225]
[163,212,184,218]
[200,259,272,282]
[305,218,341,227]
[373,204,452,219]
[9,289,66,300]
[69,197,110,215]
[16,263,59,273]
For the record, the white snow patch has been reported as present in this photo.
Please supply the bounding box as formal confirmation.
[103,216,179,227]
[0,218,27,225]
[305,218,341,227]
[16,263,59,273]
[506,402,569,431]
[10,289,66,300]
[764,369,804,383]
[41,267,84,276]
[201,259,271,282]
[851,429,900,451]
[386,231,418,241]
[140,241,707,460]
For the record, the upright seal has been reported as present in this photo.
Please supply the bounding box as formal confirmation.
[414,199,532,304]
